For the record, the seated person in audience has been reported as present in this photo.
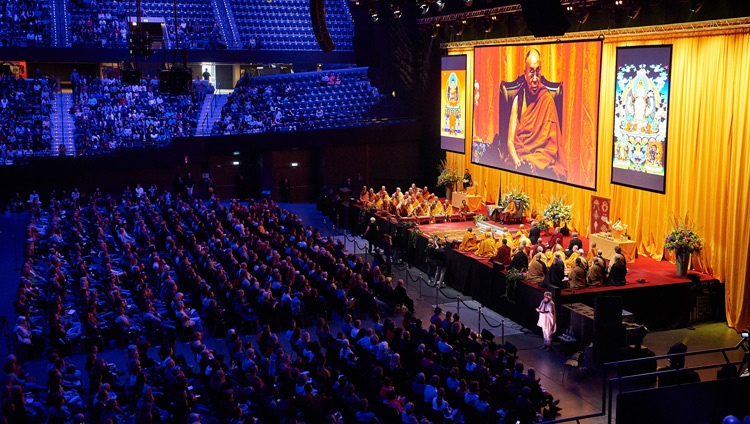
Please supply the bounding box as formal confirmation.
[458,227,478,252]
[526,252,548,284]
[491,237,512,266]
[567,258,586,289]
[475,232,497,258]
[586,256,606,286]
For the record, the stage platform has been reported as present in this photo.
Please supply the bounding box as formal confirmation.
[347,204,722,334]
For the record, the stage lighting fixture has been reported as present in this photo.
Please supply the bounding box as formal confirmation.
[566,5,573,11]
[436,0,445,12]
[455,20,466,36]
[419,2,430,14]
[369,7,378,21]
[689,0,703,13]
[392,5,402,19]
[614,0,623,5]
[463,0,473,6]
[430,23,441,37]
[482,15,495,33]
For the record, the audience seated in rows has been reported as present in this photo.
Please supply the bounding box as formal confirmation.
[212,68,384,135]
[69,74,202,154]
[0,72,56,163]
[68,0,128,48]
[5,184,560,423]
[0,0,52,47]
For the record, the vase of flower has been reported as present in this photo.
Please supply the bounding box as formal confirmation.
[664,213,703,277]
[445,186,453,201]
[675,250,690,277]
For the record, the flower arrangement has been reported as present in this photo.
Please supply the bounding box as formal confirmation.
[664,214,703,254]
[542,195,574,226]
[436,160,461,187]
[533,220,549,230]
[498,186,531,212]
[503,268,524,303]
[474,214,488,224]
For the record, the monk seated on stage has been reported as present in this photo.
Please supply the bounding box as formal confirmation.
[564,246,581,269]
[459,199,475,221]
[567,257,586,289]
[475,232,497,258]
[458,228,478,252]
[498,199,518,223]
[491,237,513,266]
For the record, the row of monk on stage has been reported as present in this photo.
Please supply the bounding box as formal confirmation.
[358,184,473,221]
[455,225,613,289]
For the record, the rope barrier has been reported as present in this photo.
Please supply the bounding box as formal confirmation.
[437,286,458,300]
[456,295,479,311]
[481,311,506,329]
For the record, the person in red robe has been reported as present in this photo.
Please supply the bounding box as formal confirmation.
[507,48,566,181]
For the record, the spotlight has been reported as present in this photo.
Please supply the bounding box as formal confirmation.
[455,19,466,36]
[614,0,623,5]
[435,0,444,12]
[483,15,498,33]
[369,7,378,22]
[392,5,402,19]
[689,0,703,13]
[463,0,473,6]
[628,5,641,19]
[566,5,573,11]
[431,23,441,37]
[419,2,430,14]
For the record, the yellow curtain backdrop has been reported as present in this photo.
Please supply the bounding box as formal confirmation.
[446,28,750,331]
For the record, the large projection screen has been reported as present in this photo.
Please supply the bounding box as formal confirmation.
[441,55,467,153]
[611,45,673,194]
[472,40,602,190]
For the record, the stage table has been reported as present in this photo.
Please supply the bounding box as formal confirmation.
[589,233,637,263]
[452,192,483,212]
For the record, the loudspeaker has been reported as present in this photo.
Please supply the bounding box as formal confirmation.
[122,69,142,85]
[309,0,335,52]
[594,296,623,326]
[159,69,192,95]
[519,0,571,37]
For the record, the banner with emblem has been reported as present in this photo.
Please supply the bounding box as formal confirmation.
[590,195,611,235]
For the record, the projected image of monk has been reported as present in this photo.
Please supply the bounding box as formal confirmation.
[504,48,565,181]
[471,41,601,190]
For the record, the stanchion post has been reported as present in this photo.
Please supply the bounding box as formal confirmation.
[435,283,439,308]
[417,272,424,300]
[456,295,460,315]
[501,319,505,346]
[478,306,482,334]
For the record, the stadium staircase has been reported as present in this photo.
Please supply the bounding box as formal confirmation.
[51,93,76,156]
[198,92,229,136]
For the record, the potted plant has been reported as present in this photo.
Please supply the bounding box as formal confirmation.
[542,195,573,234]
[664,213,703,276]
[473,213,488,225]
[503,268,524,303]
[436,160,461,200]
